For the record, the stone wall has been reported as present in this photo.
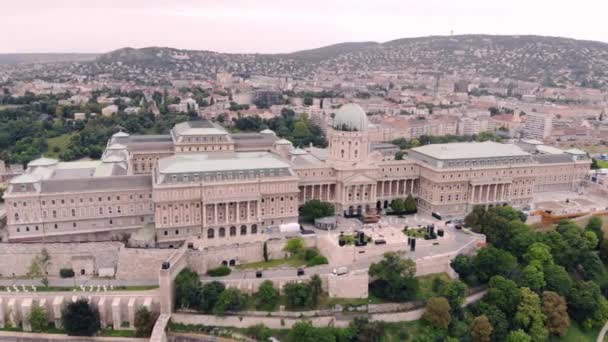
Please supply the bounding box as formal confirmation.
[115,248,173,280]
[0,291,160,331]
[0,242,122,278]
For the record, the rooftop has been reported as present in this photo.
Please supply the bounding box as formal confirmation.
[157,152,291,174]
[172,121,227,136]
[410,141,530,160]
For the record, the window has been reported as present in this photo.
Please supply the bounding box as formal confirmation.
[240,225,247,235]
[251,224,258,234]
[219,227,225,237]
[207,228,215,239]
[230,226,236,236]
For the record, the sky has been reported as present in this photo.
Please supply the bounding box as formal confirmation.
[2,0,607,54]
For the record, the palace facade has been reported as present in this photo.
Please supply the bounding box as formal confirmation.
[3,104,590,245]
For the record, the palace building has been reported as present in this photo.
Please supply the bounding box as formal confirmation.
[2,104,590,245]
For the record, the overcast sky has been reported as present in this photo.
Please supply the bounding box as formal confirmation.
[2,0,607,54]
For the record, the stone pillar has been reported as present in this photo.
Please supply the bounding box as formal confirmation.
[224,203,228,224]
[0,297,4,328]
[388,181,392,197]
[7,298,17,328]
[246,201,250,221]
[410,179,414,195]
[98,297,108,328]
[127,297,136,329]
[21,298,33,332]
[112,297,121,329]
[493,184,498,202]
[214,204,218,225]
[236,202,240,223]
[257,200,262,221]
[143,297,152,312]
[52,296,63,328]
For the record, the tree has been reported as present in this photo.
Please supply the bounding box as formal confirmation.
[369,253,418,302]
[441,280,467,309]
[29,304,48,333]
[288,321,335,342]
[404,194,417,214]
[484,276,521,316]
[543,264,573,297]
[586,216,604,245]
[310,274,323,307]
[174,268,202,310]
[62,299,100,336]
[568,280,604,325]
[471,302,509,341]
[255,280,279,311]
[303,96,314,106]
[284,237,305,255]
[506,329,532,342]
[263,241,269,262]
[300,200,335,223]
[473,246,518,282]
[134,306,158,337]
[390,198,406,213]
[523,243,553,266]
[515,288,547,342]
[422,297,452,330]
[213,288,246,315]
[348,317,385,342]
[200,281,226,313]
[451,254,478,285]
[284,282,313,309]
[542,291,569,337]
[521,262,545,291]
[470,315,493,342]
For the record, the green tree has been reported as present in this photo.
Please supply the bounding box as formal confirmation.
[300,200,335,223]
[506,329,532,342]
[62,299,100,336]
[310,274,323,307]
[390,198,406,213]
[542,291,569,337]
[470,315,493,342]
[484,276,521,316]
[369,253,418,302]
[523,243,553,266]
[288,321,335,342]
[422,297,452,330]
[174,268,202,310]
[471,302,509,341]
[284,237,305,255]
[521,262,545,291]
[543,264,572,297]
[255,280,279,311]
[134,306,158,337]
[586,216,604,245]
[348,317,385,342]
[263,241,269,262]
[404,194,417,214]
[200,281,226,313]
[474,247,518,283]
[28,304,48,333]
[284,282,313,309]
[441,280,467,309]
[515,288,548,342]
[303,96,314,106]
[213,288,246,315]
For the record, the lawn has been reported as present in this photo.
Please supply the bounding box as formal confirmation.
[597,159,608,169]
[235,256,306,270]
[45,133,75,158]
[550,321,600,342]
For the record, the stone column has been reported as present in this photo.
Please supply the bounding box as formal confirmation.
[111,297,121,329]
[52,296,63,328]
[388,181,392,197]
[246,201,250,221]
[202,204,206,227]
[493,184,498,202]
[21,298,32,332]
[214,204,218,225]
[0,297,4,328]
[236,202,240,223]
[224,203,228,224]
[7,298,17,328]
[127,297,136,329]
[257,200,262,221]
[98,297,108,328]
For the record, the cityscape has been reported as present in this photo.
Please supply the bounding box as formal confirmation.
[1,1,608,341]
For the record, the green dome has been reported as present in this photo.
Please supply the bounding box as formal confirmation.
[333,103,368,132]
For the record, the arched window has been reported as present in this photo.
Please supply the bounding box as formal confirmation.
[240,225,247,235]
[14,213,19,221]
[219,227,226,237]
[230,226,236,236]
[207,228,215,239]
[251,224,258,234]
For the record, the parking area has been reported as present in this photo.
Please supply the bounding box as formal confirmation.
[533,190,608,215]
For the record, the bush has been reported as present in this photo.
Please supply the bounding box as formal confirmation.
[134,306,158,337]
[255,280,280,311]
[213,288,247,315]
[60,268,75,278]
[175,268,202,310]
[306,255,328,267]
[284,237,305,255]
[29,304,48,333]
[62,299,100,336]
[303,248,319,261]
[206,266,231,277]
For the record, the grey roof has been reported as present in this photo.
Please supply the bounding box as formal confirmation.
[411,141,530,160]
[40,175,152,193]
[532,154,575,164]
[158,152,291,174]
[231,132,278,149]
[172,120,227,136]
[333,103,368,132]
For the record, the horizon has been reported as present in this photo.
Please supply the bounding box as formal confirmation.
[2,0,608,54]
[3,33,608,56]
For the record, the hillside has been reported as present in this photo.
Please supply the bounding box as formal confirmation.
[0,53,99,65]
[90,35,608,88]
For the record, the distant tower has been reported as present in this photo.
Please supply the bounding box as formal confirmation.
[328,103,369,164]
